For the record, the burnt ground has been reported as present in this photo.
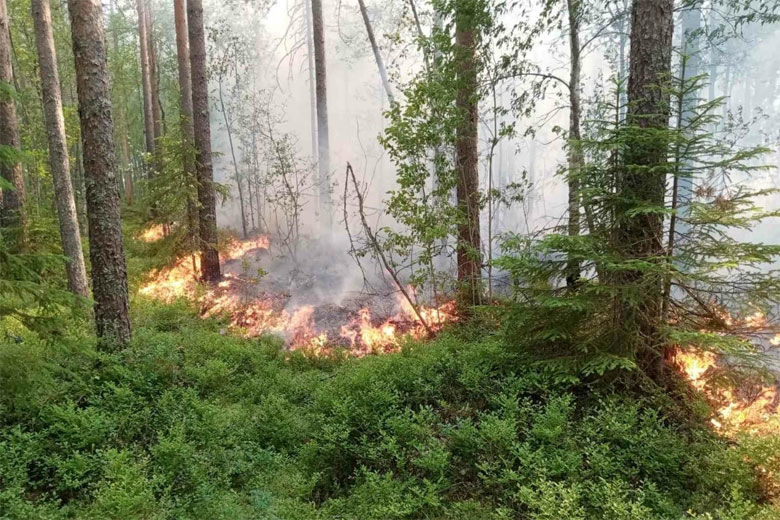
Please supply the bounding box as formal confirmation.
[216,236,416,348]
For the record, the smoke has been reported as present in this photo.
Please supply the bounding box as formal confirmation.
[198,0,779,302]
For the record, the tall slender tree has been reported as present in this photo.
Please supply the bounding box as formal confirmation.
[173,0,198,244]
[136,0,155,167]
[67,0,132,347]
[146,4,163,143]
[187,0,221,281]
[31,0,89,298]
[454,0,483,307]
[110,0,133,204]
[615,0,674,368]
[0,0,28,248]
[565,0,583,288]
[311,0,331,227]
[303,0,317,160]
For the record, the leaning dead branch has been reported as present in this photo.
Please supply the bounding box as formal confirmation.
[346,162,433,337]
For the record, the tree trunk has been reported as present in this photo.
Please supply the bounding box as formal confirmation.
[136,0,155,164]
[303,0,317,161]
[31,0,89,298]
[0,0,28,248]
[454,0,483,307]
[187,0,221,282]
[617,0,628,119]
[565,0,583,288]
[356,0,393,103]
[73,138,88,231]
[615,0,674,366]
[111,0,132,204]
[67,0,132,347]
[311,0,331,227]
[146,4,162,143]
[173,0,198,246]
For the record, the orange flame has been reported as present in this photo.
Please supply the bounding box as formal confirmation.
[673,348,779,433]
[139,234,456,354]
[139,235,270,302]
[137,224,166,243]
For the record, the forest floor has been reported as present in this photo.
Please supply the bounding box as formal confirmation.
[1,223,779,519]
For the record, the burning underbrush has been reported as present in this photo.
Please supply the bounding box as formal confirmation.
[139,231,457,354]
[673,308,780,434]
[138,228,780,432]
[674,348,780,434]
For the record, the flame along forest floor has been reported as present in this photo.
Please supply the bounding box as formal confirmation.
[1,223,779,519]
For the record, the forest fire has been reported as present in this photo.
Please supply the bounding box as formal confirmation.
[674,347,780,434]
[137,223,166,243]
[668,304,780,433]
[139,230,457,353]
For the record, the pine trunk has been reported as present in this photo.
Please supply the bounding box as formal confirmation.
[0,0,28,247]
[311,0,331,227]
[187,0,221,282]
[31,0,89,298]
[173,0,198,246]
[454,0,482,307]
[67,0,132,347]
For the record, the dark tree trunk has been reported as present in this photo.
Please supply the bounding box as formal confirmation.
[72,138,88,231]
[356,0,393,103]
[311,0,331,227]
[0,0,28,248]
[565,0,583,288]
[32,0,89,297]
[187,0,221,281]
[454,0,483,307]
[67,0,132,347]
[173,0,198,246]
[136,0,155,163]
[615,0,674,365]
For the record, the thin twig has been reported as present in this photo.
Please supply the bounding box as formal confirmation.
[346,163,434,336]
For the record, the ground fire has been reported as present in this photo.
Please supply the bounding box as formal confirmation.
[140,228,779,431]
[672,307,780,434]
[139,230,457,354]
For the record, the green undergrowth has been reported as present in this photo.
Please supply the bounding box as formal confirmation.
[1,297,778,519]
[1,227,778,518]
